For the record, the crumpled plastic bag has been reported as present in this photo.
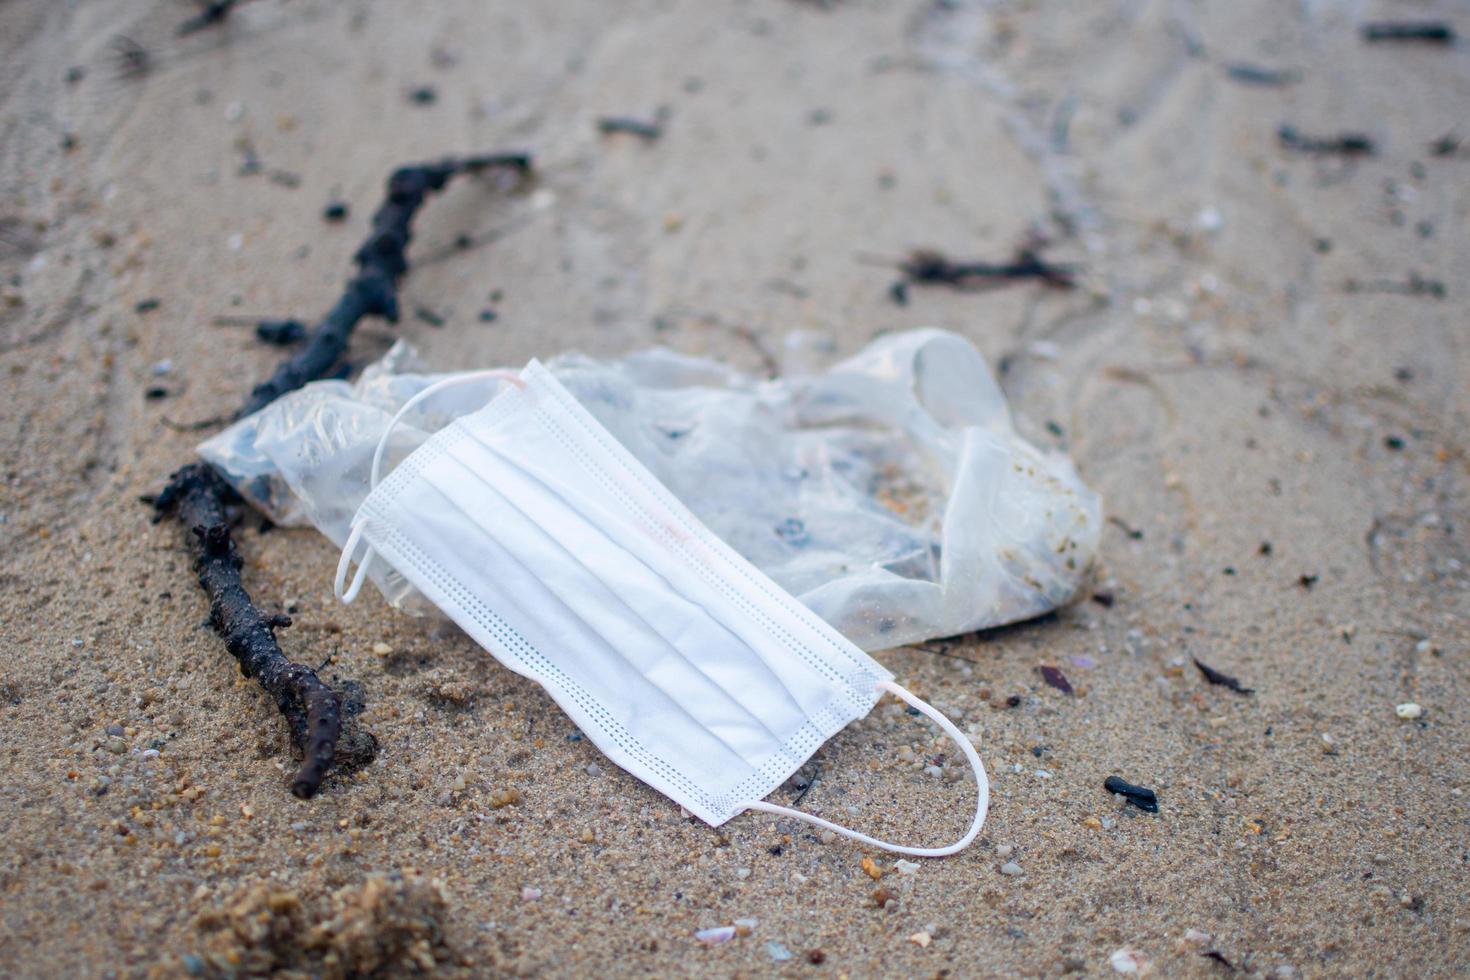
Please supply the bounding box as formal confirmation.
[199,328,1100,650]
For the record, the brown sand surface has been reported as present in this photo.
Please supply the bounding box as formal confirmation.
[1,1,1467,976]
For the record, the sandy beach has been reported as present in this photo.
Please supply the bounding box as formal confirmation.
[1,0,1466,976]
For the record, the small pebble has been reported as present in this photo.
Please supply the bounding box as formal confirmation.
[105,723,125,737]
[909,931,932,948]
[1110,948,1145,973]
[893,859,920,875]
[1184,928,1212,945]
[695,926,735,945]
[585,762,602,776]
[520,886,542,901]
[450,775,466,792]
[1000,861,1023,876]
[372,642,393,656]
[861,857,883,880]
[765,940,793,962]
[734,867,751,880]
[1395,702,1423,720]
[995,844,1014,857]
[819,830,836,845]
[104,738,127,755]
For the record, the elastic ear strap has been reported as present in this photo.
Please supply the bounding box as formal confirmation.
[334,521,372,603]
[370,369,526,488]
[338,368,525,606]
[742,680,989,858]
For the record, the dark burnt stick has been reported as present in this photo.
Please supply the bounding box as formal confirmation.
[899,248,1077,290]
[153,464,346,798]
[238,153,529,418]
[153,152,530,797]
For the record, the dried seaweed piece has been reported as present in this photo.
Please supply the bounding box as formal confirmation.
[1361,22,1455,44]
[1193,658,1254,695]
[1103,775,1158,813]
[1039,664,1074,695]
[151,153,531,797]
[898,247,1077,291]
[1277,125,1375,156]
[237,153,529,418]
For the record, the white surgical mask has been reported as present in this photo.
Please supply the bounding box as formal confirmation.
[336,361,989,856]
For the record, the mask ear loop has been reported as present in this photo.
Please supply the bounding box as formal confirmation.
[741,679,989,857]
[335,368,526,604]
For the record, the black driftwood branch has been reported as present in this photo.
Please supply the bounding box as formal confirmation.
[238,153,530,418]
[153,465,349,797]
[153,153,531,797]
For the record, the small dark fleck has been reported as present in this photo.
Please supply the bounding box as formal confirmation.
[807,949,826,964]
[144,386,170,400]
[478,309,498,322]
[1030,745,1045,758]
[490,289,504,303]
[1258,541,1273,556]
[768,844,783,856]
[1091,591,1115,608]
[1103,775,1158,813]
[1315,238,1333,254]
[1298,574,1318,589]
[1429,134,1461,158]
[454,233,474,250]
[322,201,349,222]
[1384,435,1405,450]
[596,115,665,141]
[566,732,583,742]
[414,306,446,328]
[65,65,86,85]
[1045,420,1064,438]
[135,298,161,314]
[889,280,909,306]
[1005,694,1022,708]
[409,86,438,105]
[1201,950,1238,972]
[1223,567,1236,576]
[1194,658,1254,695]
[1039,665,1074,695]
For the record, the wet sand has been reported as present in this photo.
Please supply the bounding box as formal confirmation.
[1,1,1466,976]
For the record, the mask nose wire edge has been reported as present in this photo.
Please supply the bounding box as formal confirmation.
[334,368,526,604]
[740,679,990,858]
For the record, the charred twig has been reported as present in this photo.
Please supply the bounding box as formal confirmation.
[237,153,529,418]
[1277,125,1375,156]
[1360,22,1455,45]
[153,465,363,797]
[152,153,532,797]
[896,248,1077,294]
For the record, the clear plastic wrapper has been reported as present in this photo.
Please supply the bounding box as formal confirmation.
[199,329,1100,650]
